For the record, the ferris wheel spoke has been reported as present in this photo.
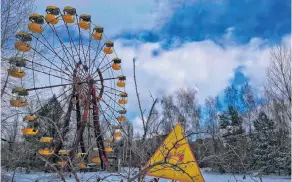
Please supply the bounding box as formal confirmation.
[25,59,71,77]
[99,84,125,93]
[100,65,113,74]
[49,24,78,65]
[84,28,93,69]
[76,17,82,63]
[89,44,105,74]
[76,17,87,65]
[91,67,109,81]
[61,15,82,63]
[41,90,73,119]
[24,66,73,82]
[101,89,120,97]
[29,40,47,112]
[99,98,119,114]
[29,46,73,75]
[30,34,74,72]
[98,103,120,129]
[102,92,125,110]
[25,81,89,91]
[88,40,101,74]
[97,106,115,135]
[30,87,73,115]
[39,34,75,71]
[96,54,107,70]
[57,94,74,116]
[95,85,120,97]
[80,29,90,65]
[99,56,113,73]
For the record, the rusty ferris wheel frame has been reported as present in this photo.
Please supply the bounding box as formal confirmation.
[8,6,128,170]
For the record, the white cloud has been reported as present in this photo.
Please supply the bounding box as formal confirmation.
[113,34,291,125]
[132,116,144,136]
[242,35,291,89]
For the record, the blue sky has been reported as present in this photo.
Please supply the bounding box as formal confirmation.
[116,0,290,45]
[34,0,291,133]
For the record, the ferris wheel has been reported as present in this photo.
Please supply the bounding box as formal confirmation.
[7,6,128,170]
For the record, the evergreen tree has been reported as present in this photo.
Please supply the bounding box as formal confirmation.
[251,112,278,174]
[219,105,245,173]
[220,106,244,139]
[276,128,291,175]
[37,95,63,137]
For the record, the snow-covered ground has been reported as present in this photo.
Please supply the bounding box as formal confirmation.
[2,170,290,182]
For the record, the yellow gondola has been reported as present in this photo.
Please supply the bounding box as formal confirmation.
[10,98,28,107]
[105,138,114,143]
[118,92,128,105]
[63,6,76,23]
[92,26,103,40]
[117,109,127,114]
[8,68,26,78]
[39,149,54,156]
[57,161,67,167]
[103,41,114,54]
[91,157,101,163]
[9,57,27,67]
[12,87,25,93]
[45,14,59,24]
[40,137,53,143]
[118,99,127,105]
[29,13,44,24]
[45,6,59,24]
[105,147,113,152]
[14,41,31,52]
[28,23,44,34]
[112,125,123,130]
[63,14,75,23]
[79,163,87,169]
[79,14,90,30]
[96,95,102,101]
[16,32,32,42]
[24,115,37,121]
[46,6,59,14]
[117,116,126,122]
[21,128,38,135]
[79,21,90,30]
[114,132,121,139]
[112,58,121,70]
[12,87,28,96]
[28,13,44,34]
[58,149,70,155]
[117,75,126,87]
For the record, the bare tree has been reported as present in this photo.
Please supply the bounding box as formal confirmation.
[175,88,200,135]
[160,94,179,134]
[240,83,258,133]
[1,0,35,98]
[265,43,291,128]
[204,96,221,155]
[133,57,158,142]
[160,88,200,136]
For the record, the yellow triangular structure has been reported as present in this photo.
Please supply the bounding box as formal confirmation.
[144,123,205,182]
